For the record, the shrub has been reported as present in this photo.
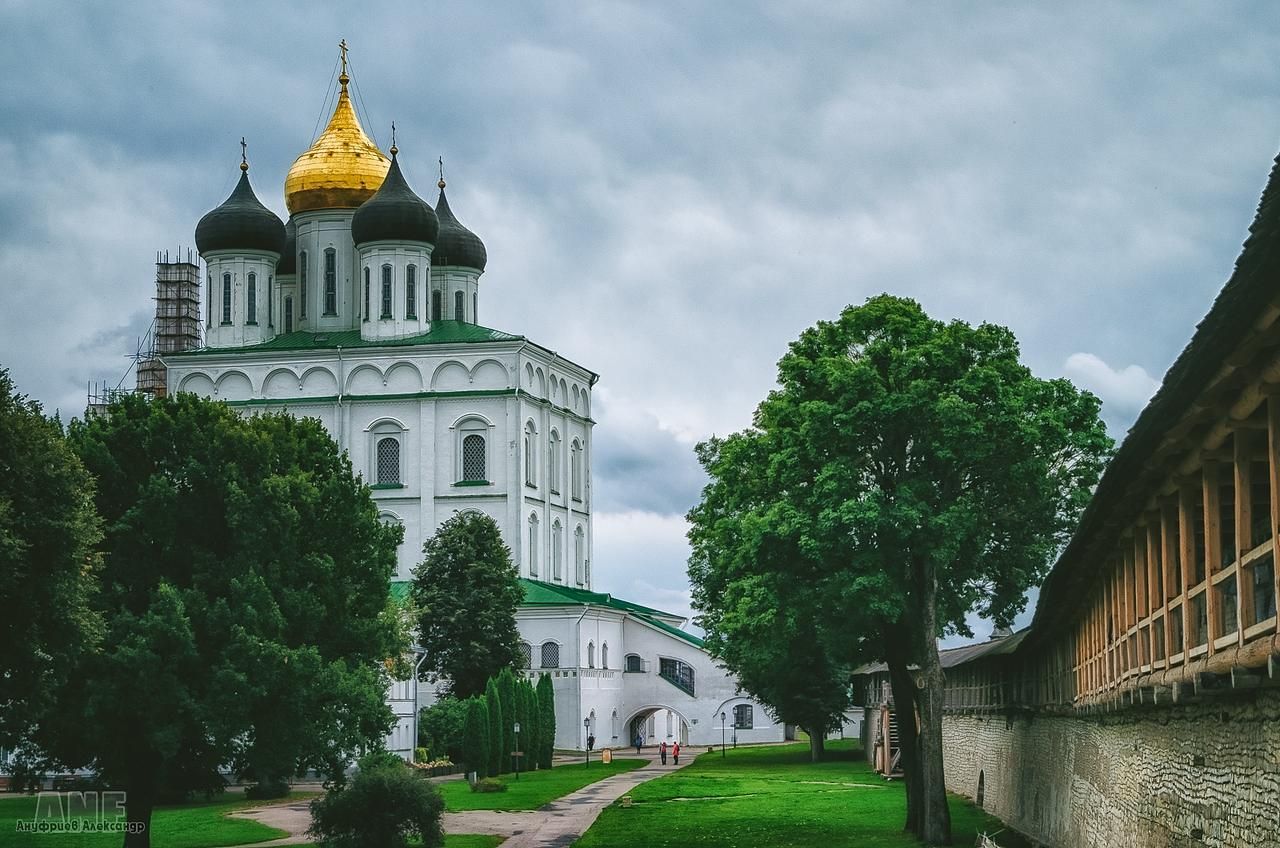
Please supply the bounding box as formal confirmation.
[358,750,407,774]
[309,758,444,848]
[245,778,291,800]
[417,697,469,762]
[470,777,508,794]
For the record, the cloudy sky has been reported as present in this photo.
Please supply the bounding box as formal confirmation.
[4,1,1280,644]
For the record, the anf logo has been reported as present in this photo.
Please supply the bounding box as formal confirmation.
[16,792,137,834]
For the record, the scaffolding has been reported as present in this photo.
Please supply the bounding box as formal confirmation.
[136,249,202,397]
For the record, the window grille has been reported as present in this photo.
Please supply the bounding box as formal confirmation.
[540,642,559,669]
[222,273,232,324]
[454,290,464,321]
[247,272,257,324]
[284,296,293,333]
[323,248,337,315]
[376,437,400,485]
[520,642,532,669]
[363,267,370,321]
[406,265,416,318]
[462,434,486,481]
[381,265,393,318]
[734,704,753,729]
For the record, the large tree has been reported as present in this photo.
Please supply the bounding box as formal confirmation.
[52,393,406,848]
[0,368,102,748]
[411,511,522,699]
[687,296,1110,843]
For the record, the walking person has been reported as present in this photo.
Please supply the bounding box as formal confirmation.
[659,741,668,765]
[633,732,643,755]
[672,741,680,766]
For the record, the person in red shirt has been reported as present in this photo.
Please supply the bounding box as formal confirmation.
[672,742,681,765]
[659,740,668,765]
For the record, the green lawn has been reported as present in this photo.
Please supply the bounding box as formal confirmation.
[439,759,647,811]
[574,741,1028,848]
[443,836,505,848]
[0,792,293,848]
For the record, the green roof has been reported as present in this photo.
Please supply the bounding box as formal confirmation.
[385,578,704,647]
[168,321,522,357]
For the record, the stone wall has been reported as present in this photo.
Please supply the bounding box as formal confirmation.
[941,690,1280,848]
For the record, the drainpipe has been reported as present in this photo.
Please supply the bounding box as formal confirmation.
[335,346,345,450]
[575,604,590,746]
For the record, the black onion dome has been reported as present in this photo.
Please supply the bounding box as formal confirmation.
[195,168,286,255]
[432,185,487,271]
[277,218,297,274]
[351,152,438,247]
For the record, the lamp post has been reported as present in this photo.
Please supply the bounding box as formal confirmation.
[584,717,591,766]
[733,714,738,749]
[720,712,726,758]
[514,722,521,780]
[410,646,428,764]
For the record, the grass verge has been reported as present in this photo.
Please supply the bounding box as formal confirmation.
[439,759,647,811]
[574,740,1029,848]
[443,836,505,848]
[0,792,302,848]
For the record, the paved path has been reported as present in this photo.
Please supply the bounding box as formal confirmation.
[225,752,687,847]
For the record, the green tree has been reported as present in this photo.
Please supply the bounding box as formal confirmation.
[536,673,556,769]
[308,754,444,848]
[52,393,406,848]
[497,668,517,775]
[0,368,102,747]
[687,296,1110,844]
[484,677,503,777]
[461,697,489,778]
[520,680,540,770]
[411,512,522,699]
[417,697,468,763]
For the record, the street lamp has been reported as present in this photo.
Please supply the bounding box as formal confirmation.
[410,646,428,764]
[584,717,591,766]
[514,722,521,780]
[720,711,726,758]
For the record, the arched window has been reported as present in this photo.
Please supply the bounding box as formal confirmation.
[733,704,753,729]
[246,272,257,324]
[548,431,561,494]
[587,641,595,668]
[574,526,586,585]
[454,290,464,321]
[432,289,442,320]
[473,292,478,323]
[376,437,401,485]
[462,433,486,481]
[381,265,393,318]
[406,265,417,318]
[267,275,273,327]
[570,440,583,500]
[520,642,532,669]
[528,513,540,576]
[524,421,538,486]
[323,248,337,315]
[552,520,563,580]
[624,654,643,673]
[601,643,608,669]
[362,267,370,321]
[221,272,232,324]
[284,296,294,333]
[207,273,213,327]
[299,251,308,317]
[540,641,560,669]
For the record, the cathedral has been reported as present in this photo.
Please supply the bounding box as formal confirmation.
[162,47,787,756]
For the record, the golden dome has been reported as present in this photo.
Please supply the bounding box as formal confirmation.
[284,59,389,214]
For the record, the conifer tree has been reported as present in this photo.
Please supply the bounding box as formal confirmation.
[497,668,517,775]
[484,677,503,777]
[536,673,556,769]
[521,681,540,770]
[462,697,489,778]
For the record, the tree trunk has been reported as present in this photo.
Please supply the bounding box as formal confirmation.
[915,562,952,846]
[806,728,825,762]
[122,780,155,848]
[884,650,923,837]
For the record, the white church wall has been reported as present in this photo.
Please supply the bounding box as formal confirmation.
[293,211,357,333]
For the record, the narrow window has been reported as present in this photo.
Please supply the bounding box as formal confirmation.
[284,296,294,333]
[549,431,561,494]
[221,272,232,324]
[323,248,337,315]
[246,272,257,324]
[588,641,595,669]
[406,265,417,318]
[540,642,559,669]
[601,643,608,669]
[376,437,401,485]
[267,275,273,327]
[473,292,477,323]
[571,441,583,499]
[206,273,213,327]
[299,251,308,317]
[432,289,442,320]
[462,433,486,481]
[454,290,464,321]
[381,264,393,318]
[524,421,538,486]
[363,267,370,321]
[528,514,540,576]
[552,521,563,580]
[575,526,585,585]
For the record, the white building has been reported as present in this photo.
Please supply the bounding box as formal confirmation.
[165,50,786,756]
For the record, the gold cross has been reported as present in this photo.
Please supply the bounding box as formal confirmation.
[339,39,348,76]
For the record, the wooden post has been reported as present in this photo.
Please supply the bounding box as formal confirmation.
[1269,395,1280,629]
[1235,431,1253,638]
[1179,483,1196,654]
[1204,462,1222,653]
